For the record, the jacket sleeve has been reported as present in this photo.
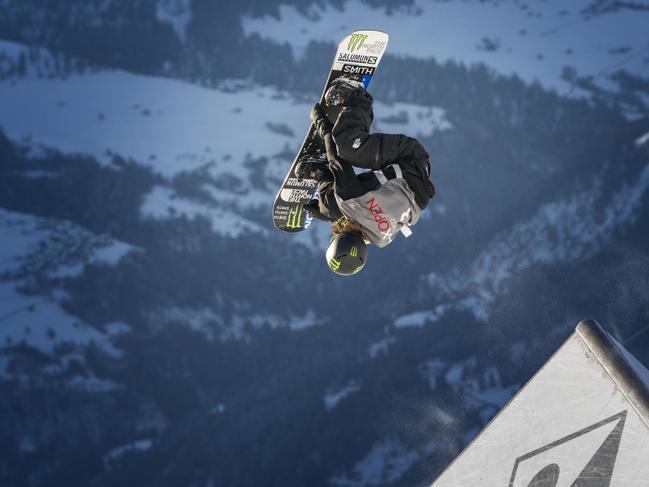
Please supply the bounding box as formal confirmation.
[306,172,343,222]
[331,95,428,170]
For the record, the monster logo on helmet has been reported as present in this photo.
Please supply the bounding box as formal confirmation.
[326,232,367,276]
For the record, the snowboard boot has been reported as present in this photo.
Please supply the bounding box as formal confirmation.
[295,159,332,182]
[324,77,372,107]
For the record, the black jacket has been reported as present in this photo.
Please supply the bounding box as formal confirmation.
[309,93,435,221]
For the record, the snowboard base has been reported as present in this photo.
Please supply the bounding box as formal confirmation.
[272,30,389,232]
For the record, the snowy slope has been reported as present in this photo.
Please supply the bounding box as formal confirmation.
[395,162,649,327]
[0,208,133,379]
[0,40,449,181]
[0,66,310,179]
[244,0,649,100]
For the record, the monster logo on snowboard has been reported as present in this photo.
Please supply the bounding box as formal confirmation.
[272,30,389,232]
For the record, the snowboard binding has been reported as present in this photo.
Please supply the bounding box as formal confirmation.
[295,158,331,182]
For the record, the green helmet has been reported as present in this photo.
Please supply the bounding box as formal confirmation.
[326,232,367,276]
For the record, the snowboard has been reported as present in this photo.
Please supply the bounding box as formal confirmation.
[272,30,389,232]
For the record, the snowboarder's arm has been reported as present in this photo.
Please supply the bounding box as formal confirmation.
[304,198,338,222]
[331,95,428,170]
[308,177,343,222]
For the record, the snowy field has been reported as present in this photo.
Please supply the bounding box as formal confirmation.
[0,41,450,181]
[0,40,451,240]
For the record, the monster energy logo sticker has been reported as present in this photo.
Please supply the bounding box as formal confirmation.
[352,264,363,274]
[348,33,367,52]
[286,206,303,229]
[329,258,341,271]
[349,246,358,257]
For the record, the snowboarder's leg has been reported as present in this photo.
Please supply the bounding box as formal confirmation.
[310,176,343,221]
[323,133,378,200]
[331,94,425,171]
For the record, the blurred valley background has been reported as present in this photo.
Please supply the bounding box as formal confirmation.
[1,1,649,485]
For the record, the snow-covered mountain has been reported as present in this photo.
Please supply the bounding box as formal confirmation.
[1,1,648,486]
[244,0,649,104]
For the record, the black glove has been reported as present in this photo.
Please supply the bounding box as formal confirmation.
[310,103,333,139]
[410,141,431,177]
[304,199,331,222]
[399,137,427,160]
[412,141,429,161]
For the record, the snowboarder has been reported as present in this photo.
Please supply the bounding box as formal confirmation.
[296,78,436,276]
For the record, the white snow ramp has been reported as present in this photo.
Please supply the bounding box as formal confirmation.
[431,320,649,487]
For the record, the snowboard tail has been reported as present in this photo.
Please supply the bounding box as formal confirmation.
[272,30,389,233]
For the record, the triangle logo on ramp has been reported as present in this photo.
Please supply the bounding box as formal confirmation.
[509,411,627,487]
